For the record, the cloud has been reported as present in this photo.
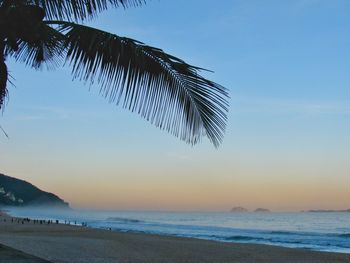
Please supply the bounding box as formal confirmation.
[295,0,323,8]
[233,95,350,116]
[166,152,191,161]
[13,105,108,122]
[15,115,44,121]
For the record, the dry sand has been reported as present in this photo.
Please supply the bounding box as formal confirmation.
[0,212,349,263]
[0,243,51,263]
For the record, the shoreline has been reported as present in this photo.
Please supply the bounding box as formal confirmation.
[4,209,350,254]
[1,211,350,263]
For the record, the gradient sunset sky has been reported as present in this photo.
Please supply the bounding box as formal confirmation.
[1,0,349,211]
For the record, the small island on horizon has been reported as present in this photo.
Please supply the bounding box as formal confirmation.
[230,207,249,212]
[303,209,350,213]
[230,207,271,213]
[254,208,271,213]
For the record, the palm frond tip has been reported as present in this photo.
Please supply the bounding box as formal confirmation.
[32,0,145,21]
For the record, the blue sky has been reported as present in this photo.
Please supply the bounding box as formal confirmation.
[0,0,349,210]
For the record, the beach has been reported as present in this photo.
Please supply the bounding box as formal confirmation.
[0,212,349,263]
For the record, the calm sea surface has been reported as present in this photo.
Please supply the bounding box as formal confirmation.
[7,209,350,253]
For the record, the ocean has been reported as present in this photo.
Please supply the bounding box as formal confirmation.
[6,208,350,253]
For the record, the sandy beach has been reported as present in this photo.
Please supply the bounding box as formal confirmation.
[0,243,51,263]
[0,212,349,263]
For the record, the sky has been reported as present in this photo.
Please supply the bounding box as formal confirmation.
[0,0,350,211]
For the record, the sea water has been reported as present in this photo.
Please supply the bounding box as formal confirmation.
[6,208,350,253]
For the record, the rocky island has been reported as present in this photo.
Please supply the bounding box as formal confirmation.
[305,209,350,213]
[254,208,271,213]
[230,207,249,212]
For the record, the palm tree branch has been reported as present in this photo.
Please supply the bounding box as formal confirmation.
[0,59,8,110]
[29,0,145,21]
[46,21,229,146]
[6,23,66,69]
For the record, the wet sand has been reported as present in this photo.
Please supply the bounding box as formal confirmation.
[0,212,349,263]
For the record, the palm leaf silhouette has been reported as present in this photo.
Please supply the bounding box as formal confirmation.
[33,0,144,20]
[0,0,229,146]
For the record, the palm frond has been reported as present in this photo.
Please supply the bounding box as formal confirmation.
[7,24,65,69]
[0,60,8,110]
[31,0,145,21]
[51,21,229,147]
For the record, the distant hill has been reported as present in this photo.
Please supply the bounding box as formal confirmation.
[230,207,249,212]
[254,208,271,213]
[305,209,350,213]
[0,173,69,208]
